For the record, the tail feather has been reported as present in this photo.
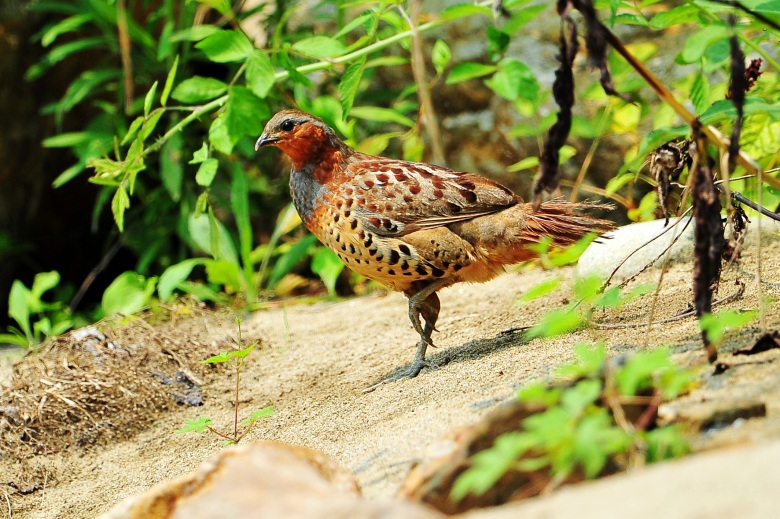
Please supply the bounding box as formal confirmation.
[520,200,615,249]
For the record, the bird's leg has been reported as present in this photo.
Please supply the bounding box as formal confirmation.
[363,281,447,393]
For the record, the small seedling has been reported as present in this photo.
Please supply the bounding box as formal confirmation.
[451,344,693,501]
[176,317,274,445]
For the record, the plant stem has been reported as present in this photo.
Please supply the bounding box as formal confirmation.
[143,96,228,157]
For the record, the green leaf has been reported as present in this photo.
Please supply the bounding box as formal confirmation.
[241,405,275,426]
[268,234,318,289]
[139,108,165,142]
[170,25,220,42]
[158,259,205,302]
[111,186,130,232]
[171,76,228,103]
[451,432,535,500]
[519,277,561,303]
[524,307,585,340]
[679,25,730,64]
[292,36,347,58]
[440,3,492,21]
[349,106,414,127]
[507,156,539,172]
[41,13,92,47]
[311,247,345,296]
[649,4,699,29]
[190,142,209,164]
[690,71,710,116]
[161,129,183,201]
[225,86,269,144]
[338,55,366,117]
[30,271,60,306]
[144,80,158,117]
[485,58,538,102]
[188,213,239,265]
[175,417,213,434]
[8,280,33,341]
[195,158,219,187]
[26,37,105,80]
[504,4,549,34]
[102,271,156,316]
[246,51,276,99]
[700,309,758,345]
[161,55,179,107]
[432,40,451,76]
[42,131,94,148]
[195,30,254,63]
[209,114,233,154]
[446,62,497,85]
[204,259,243,292]
[700,98,780,125]
[122,116,144,146]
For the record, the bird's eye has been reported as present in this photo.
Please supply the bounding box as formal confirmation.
[280,120,296,132]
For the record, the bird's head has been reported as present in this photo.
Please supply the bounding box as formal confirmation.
[256,110,350,171]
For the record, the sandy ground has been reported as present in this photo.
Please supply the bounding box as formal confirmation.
[3,237,780,518]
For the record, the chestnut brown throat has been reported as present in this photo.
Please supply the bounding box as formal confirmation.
[256,109,614,386]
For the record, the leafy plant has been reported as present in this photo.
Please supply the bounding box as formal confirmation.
[0,272,73,349]
[451,344,693,500]
[176,317,274,445]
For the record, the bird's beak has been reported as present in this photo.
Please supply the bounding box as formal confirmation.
[255,133,280,151]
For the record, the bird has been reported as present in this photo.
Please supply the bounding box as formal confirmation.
[256,109,614,385]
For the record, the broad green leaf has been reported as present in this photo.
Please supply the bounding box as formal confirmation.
[679,25,730,64]
[161,54,179,106]
[440,3,492,20]
[292,36,347,58]
[30,271,60,306]
[209,114,233,154]
[504,4,549,33]
[446,62,497,85]
[485,58,537,102]
[311,247,345,295]
[158,259,205,302]
[432,40,451,76]
[195,30,254,63]
[171,76,228,103]
[268,234,318,289]
[102,271,156,316]
[8,281,32,341]
[195,158,219,187]
[338,55,366,117]
[700,98,780,124]
[246,51,276,99]
[225,86,269,144]
[190,142,209,164]
[649,4,698,29]
[350,106,414,127]
[188,213,239,265]
[170,25,220,42]
[204,258,243,292]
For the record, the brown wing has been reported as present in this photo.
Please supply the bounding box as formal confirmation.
[341,154,518,237]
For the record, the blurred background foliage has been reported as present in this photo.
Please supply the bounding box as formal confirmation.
[0,0,777,347]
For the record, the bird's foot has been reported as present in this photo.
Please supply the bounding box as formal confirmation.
[362,357,427,393]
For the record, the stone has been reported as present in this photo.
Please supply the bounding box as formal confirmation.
[99,441,442,519]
